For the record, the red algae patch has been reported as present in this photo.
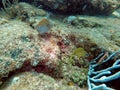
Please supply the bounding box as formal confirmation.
[39,36,60,64]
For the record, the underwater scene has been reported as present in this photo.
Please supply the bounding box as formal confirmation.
[0,0,120,90]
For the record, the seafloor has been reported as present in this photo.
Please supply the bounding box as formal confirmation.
[0,1,120,90]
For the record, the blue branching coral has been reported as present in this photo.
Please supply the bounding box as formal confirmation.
[88,50,120,90]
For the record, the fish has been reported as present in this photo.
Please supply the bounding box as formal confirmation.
[36,18,52,34]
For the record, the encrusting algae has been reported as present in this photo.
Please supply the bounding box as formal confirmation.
[68,47,87,65]
[72,47,87,59]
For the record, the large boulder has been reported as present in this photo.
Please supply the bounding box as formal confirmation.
[36,0,119,15]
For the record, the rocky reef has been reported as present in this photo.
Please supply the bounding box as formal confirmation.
[35,0,119,15]
[0,0,120,90]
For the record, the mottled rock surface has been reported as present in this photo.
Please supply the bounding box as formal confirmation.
[36,0,119,15]
[1,72,82,90]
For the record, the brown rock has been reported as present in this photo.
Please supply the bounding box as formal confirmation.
[36,0,119,15]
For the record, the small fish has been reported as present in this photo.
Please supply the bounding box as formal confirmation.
[36,18,52,34]
[37,25,50,34]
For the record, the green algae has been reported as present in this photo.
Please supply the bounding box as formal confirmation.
[72,47,87,58]
[67,47,87,65]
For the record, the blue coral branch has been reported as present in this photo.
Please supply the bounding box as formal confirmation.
[90,71,120,83]
[91,84,113,90]
[113,59,120,66]
[92,71,111,79]
[91,50,120,68]
[103,50,120,63]
[88,50,120,90]
[90,53,104,65]
[91,65,120,75]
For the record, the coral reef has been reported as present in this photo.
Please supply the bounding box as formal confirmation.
[88,50,120,90]
[0,1,120,90]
